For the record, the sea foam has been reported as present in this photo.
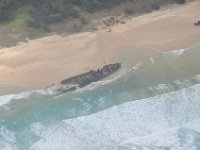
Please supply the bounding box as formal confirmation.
[30,84,200,150]
[0,126,18,150]
[0,89,52,107]
[162,49,186,57]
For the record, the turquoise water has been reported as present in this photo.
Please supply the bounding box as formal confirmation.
[0,45,200,149]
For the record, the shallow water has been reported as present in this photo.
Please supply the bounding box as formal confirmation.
[0,44,200,150]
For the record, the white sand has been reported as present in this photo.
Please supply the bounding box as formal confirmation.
[0,1,200,87]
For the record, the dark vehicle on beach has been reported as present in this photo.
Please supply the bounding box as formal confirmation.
[194,20,200,26]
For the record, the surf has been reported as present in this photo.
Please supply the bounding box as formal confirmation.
[29,83,200,150]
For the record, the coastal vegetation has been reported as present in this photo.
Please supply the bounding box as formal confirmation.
[0,0,186,47]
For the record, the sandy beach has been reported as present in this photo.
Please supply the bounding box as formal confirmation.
[0,1,200,87]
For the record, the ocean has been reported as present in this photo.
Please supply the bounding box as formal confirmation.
[0,43,200,150]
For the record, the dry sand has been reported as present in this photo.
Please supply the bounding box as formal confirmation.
[0,1,200,87]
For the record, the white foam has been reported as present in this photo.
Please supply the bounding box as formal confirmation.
[128,62,143,72]
[162,49,186,57]
[0,126,18,150]
[0,89,52,107]
[118,126,199,150]
[30,84,200,150]
[147,74,200,94]
[150,57,155,64]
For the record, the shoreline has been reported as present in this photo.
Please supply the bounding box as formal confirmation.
[0,1,200,89]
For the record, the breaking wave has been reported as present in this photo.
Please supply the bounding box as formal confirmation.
[29,84,200,150]
[1,46,200,149]
[0,126,18,150]
[0,89,52,107]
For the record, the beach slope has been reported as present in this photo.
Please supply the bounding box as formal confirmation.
[0,1,200,87]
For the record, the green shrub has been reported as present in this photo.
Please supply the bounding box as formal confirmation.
[80,17,88,25]
[68,9,80,18]
[42,24,50,32]
[175,0,186,4]
[27,18,41,28]
[151,4,160,10]
[47,13,63,23]
[124,8,135,15]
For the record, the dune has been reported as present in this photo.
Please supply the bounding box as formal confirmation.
[0,1,200,87]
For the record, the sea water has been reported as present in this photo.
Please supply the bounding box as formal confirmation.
[0,44,200,150]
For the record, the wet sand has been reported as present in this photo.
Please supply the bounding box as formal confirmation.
[0,1,200,88]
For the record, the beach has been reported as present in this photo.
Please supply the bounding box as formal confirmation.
[1,1,200,149]
[0,1,200,88]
